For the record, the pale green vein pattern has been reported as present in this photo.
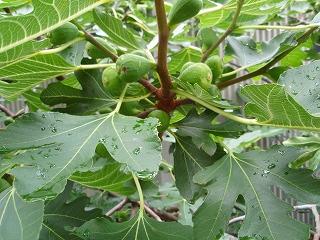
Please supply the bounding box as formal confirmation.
[199,0,291,27]
[241,84,320,131]
[0,187,44,240]
[0,0,111,54]
[0,112,161,201]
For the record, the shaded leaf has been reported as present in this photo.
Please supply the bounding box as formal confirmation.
[0,187,44,240]
[241,84,320,131]
[278,60,320,117]
[74,211,192,240]
[22,89,52,112]
[193,145,320,239]
[93,9,142,51]
[41,58,116,115]
[0,111,160,201]
[40,181,102,240]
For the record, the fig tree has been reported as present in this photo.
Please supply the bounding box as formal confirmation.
[47,22,79,45]
[179,62,213,89]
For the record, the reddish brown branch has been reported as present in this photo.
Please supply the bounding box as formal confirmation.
[0,104,14,117]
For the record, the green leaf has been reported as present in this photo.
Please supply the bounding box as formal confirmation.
[0,0,30,8]
[41,58,116,115]
[0,54,76,100]
[174,108,246,155]
[70,162,136,196]
[0,186,44,240]
[193,145,320,239]
[73,211,192,240]
[40,181,102,240]
[241,83,320,131]
[168,47,202,74]
[225,32,298,67]
[0,0,111,54]
[199,0,290,27]
[0,111,160,201]
[93,9,142,51]
[22,89,52,112]
[278,60,320,117]
[173,134,225,202]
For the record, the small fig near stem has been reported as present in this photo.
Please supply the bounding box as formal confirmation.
[179,62,213,89]
[197,27,218,52]
[102,67,127,97]
[47,22,80,45]
[147,110,170,132]
[86,37,117,59]
[205,55,223,83]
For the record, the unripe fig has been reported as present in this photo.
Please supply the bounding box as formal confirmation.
[181,62,195,73]
[197,27,218,52]
[179,62,212,89]
[116,54,156,83]
[147,110,170,132]
[47,22,79,45]
[85,37,117,59]
[4,117,14,126]
[205,55,223,83]
[102,67,127,97]
[131,50,149,59]
[167,0,203,27]
[119,101,141,116]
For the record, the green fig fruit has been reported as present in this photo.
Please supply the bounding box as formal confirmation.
[4,117,14,126]
[131,50,149,59]
[47,22,79,45]
[85,37,117,59]
[119,101,141,116]
[181,62,195,73]
[116,53,156,83]
[197,27,218,52]
[168,0,203,27]
[179,62,212,89]
[147,109,170,132]
[205,55,223,83]
[102,67,127,97]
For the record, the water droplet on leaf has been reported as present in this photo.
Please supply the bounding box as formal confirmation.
[267,163,276,169]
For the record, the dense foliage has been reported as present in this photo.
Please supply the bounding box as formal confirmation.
[0,0,320,239]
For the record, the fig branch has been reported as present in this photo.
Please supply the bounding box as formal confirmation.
[216,27,318,89]
[154,0,174,102]
[201,0,244,62]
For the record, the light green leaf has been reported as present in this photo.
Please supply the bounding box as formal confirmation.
[93,9,142,51]
[0,0,30,8]
[40,181,102,240]
[279,60,320,117]
[70,162,136,196]
[168,47,202,74]
[241,84,320,131]
[74,211,192,240]
[193,145,320,239]
[0,54,76,100]
[199,0,290,27]
[0,111,160,201]
[0,186,44,240]
[22,90,52,112]
[0,0,111,54]
[225,32,298,67]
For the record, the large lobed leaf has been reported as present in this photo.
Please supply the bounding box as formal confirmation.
[0,0,111,54]
[241,83,320,131]
[0,111,161,201]
[74,211,192,240]
[0,187,44,240]
[193,145,320,239]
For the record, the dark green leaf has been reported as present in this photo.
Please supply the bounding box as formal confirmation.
[193,145,320,239]
[74,211,192,240]
[40,181,102,240]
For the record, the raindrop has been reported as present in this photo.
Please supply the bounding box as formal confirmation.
[49,163,56,168]
[99,138,106,143]
[315,82,319,86]
[41,127,45,131]
[268,163,276,169]
[316,67,320,71]
[291,90,298,95]
[122,126,128,133]
[135,169,156,180]
[43,154,50,159]
[51,127,57,133]
[309,89,312,95]
[43,219,49,224]
[2,146,7,150]
[54,147,61,151]
[284,171,289,175]
[68,133,73,136]
[41,114,46,118]
[277,150,285,155]
[253,172,257,175]
[133,146,142,155]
